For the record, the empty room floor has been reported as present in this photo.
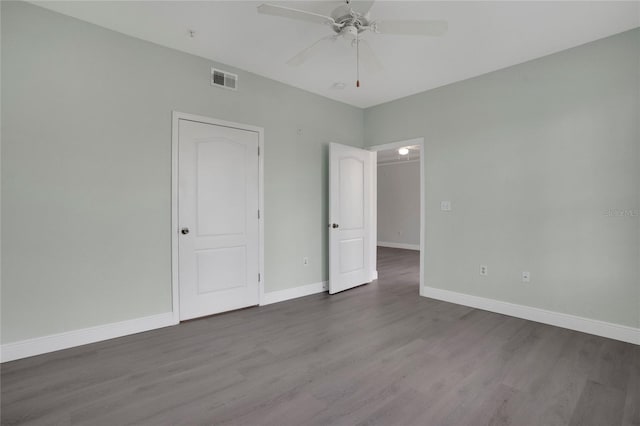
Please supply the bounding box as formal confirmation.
[1,247,638,425]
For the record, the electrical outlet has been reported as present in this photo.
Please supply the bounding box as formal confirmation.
[522,271,530,283]
[441,201,452,211]
[480,265,488,276]
[303,257,309,266]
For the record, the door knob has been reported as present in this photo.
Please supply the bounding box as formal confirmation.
[332,223,339,229]
[181,227,190,235]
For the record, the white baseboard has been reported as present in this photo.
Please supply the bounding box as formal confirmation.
[422,286,640,345]
[1,312,177,363]
[1,280,330,362]
[377,241,420,251]
[261,281,328,305]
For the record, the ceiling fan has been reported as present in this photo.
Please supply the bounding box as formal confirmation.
[257,0,448,87]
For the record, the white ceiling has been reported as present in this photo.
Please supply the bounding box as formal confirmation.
[32,1,640,108]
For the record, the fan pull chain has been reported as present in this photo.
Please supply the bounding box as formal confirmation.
[356,34,360,88]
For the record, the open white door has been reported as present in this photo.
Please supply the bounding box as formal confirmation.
[329,143,375,294]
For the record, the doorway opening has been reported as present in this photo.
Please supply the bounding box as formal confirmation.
[370,138,424,295]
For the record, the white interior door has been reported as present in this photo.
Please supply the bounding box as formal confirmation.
[329,143,375,294]
[178,119,259,320]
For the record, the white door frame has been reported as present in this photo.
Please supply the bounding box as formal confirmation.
[171,111,265,323]
[368,137,425,294]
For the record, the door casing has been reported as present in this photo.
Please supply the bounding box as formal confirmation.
[171,111,265,323]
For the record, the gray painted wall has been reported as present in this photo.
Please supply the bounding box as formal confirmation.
[2,1,638,345]
[1,1,363,343]
[365,28,640,328]
[377,161,420,247]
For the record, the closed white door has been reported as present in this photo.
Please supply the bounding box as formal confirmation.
[329,143,375,294]
[178,119,259,320]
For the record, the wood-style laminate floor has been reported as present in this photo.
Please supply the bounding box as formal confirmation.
[2,247,638,426]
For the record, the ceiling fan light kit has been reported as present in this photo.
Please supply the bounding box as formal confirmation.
[257,1,448,88]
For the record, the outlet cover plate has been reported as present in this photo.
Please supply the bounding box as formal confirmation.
[480,265,488,276]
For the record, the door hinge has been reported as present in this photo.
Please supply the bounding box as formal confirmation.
[258,273,261,282]
[258,146,260,156]
[257,209,260,219]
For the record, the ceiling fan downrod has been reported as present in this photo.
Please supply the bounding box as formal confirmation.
[356,34,360,88]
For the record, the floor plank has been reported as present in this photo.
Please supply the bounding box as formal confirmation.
[569,380,626,426]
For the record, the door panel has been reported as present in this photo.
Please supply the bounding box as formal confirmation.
[196,247,246,293]
[195,140,247,236]
[339,158,364,230]
[329,143,375,294]
[178,119,259,320]
[339,238,364,273]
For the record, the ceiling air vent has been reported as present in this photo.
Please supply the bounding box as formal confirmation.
[211,68,238,91]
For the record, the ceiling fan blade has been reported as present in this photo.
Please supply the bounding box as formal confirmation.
[258,3,336,26]
[358,39,383,73]
[287,35,337,67]
[375,20,448,36]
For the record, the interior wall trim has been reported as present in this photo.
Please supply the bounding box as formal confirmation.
[1,279,332,362]
[377,242,420,251]
[261,281,328,306]
[0,312,178,363]
[422,286,640,345]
